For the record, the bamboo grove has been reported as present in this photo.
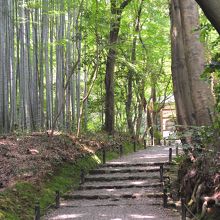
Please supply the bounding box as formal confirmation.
[0,0,172,135]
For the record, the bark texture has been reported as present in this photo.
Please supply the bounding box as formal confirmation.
[170,0,214,128]
[105,0,131,134]
[179,0,214,126]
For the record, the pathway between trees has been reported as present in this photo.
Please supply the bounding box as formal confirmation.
[44,146,181,220]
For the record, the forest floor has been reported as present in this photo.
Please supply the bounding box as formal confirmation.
[0,132,125,190]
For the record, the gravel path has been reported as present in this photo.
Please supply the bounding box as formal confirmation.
[44,145,181,220]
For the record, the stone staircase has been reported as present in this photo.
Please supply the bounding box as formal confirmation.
[44,146,181,220]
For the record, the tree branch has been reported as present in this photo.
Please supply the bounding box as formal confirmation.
[110,0,117,14]
[120,0,133,10]
[135,0,144,32]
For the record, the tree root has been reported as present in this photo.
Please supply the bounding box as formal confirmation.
[201,192,220,220]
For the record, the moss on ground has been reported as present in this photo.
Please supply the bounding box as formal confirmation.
[0,156,99,220]
[0,141,143,220]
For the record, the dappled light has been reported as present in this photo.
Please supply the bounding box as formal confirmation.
[49,210,158,220]
[80,144,96,154]
[140,154,167,158]
[107,162,128,165]
[50,213,85,219]
[129,214,156,219]
[106,188,116,192]
[130,181,146,185]
[91,154,102,164]
[49,211,166,220]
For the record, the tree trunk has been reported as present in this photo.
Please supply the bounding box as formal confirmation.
[105,0,131,134]
[0,0,4,133]
[39,0,45,129]
[126,66,134,136]
[76,15,82,127]
[25,4,34,130]
[43,0,52,129]
[170,0,197,128]
[55,0,65,129]
[50,2,54,129]
[179,0,214,126]
[126,0,143,137]
[9,0,16,131]
[66,10,72,131]
[70,7,77,130]
[31,2,39,130]
[147,106,154,146]
[195,0,220,35]
[135,80,145,141]
[105,47,115,134]
[18,0,32,131]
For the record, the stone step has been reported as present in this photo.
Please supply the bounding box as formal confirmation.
[89,166,169,175]
[84,172,167,182]
[79,182,162,190]
[60,197,163,207]
[44,199,180,220]
[64,188,163,200]
[63,193,166,201]
[102,161,170,168]
[82,179,162,187]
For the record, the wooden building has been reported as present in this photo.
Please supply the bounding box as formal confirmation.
[160,99,176,138]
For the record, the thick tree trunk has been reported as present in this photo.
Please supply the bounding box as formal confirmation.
[171,0,193,127]
[179,0,214,126]
[170,0,198,127]
[105,42,117,134]
[105,0,131,134]
[195,0,220,35]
